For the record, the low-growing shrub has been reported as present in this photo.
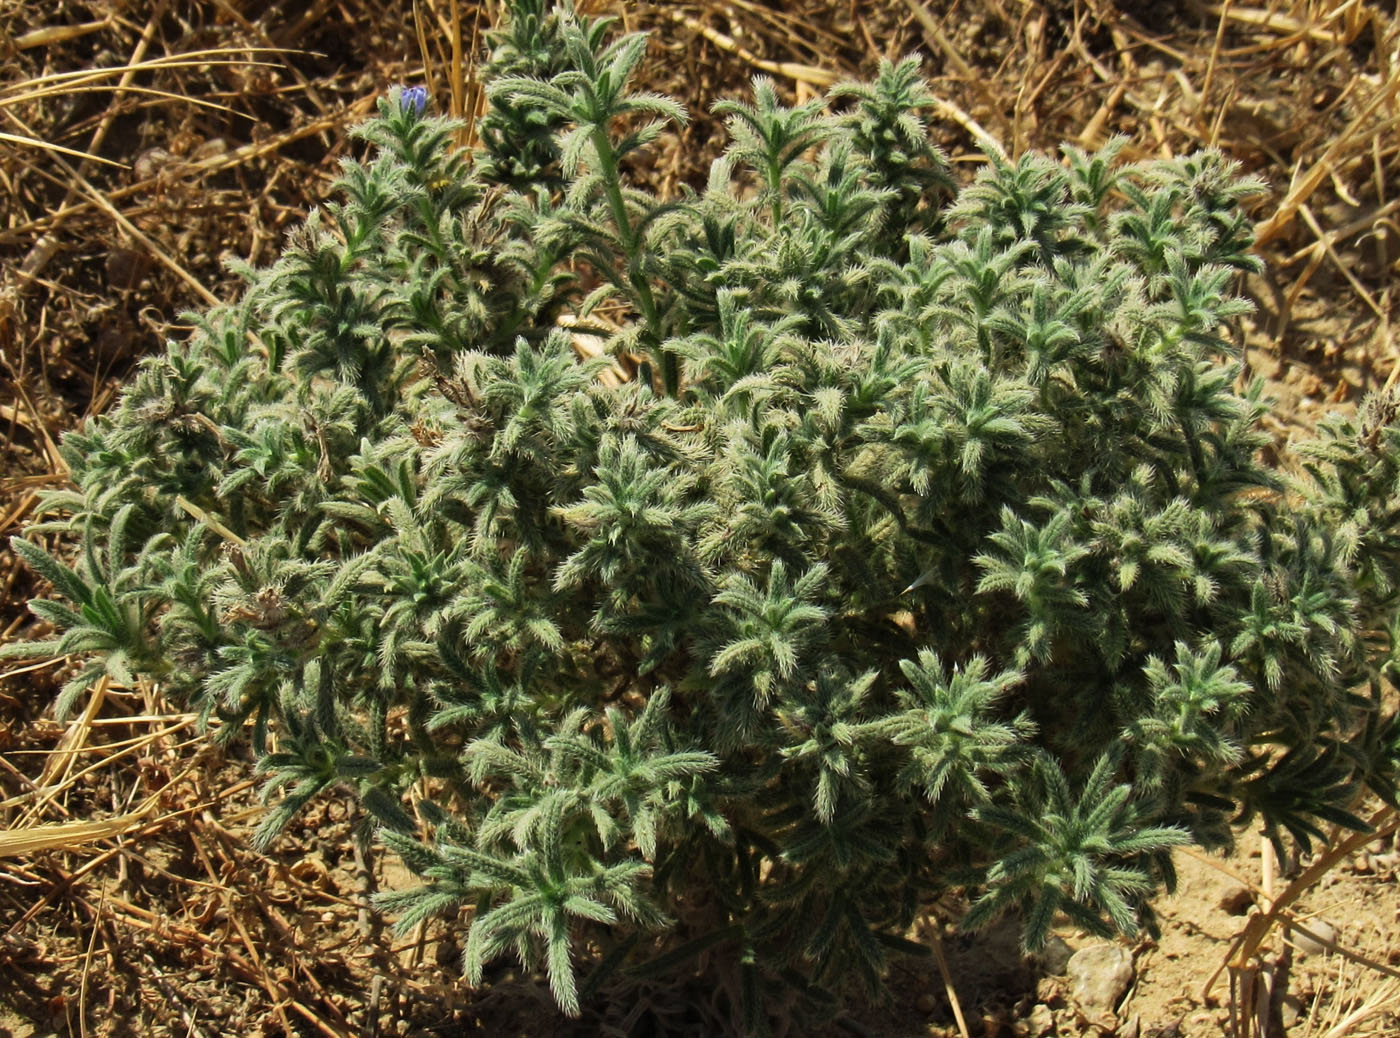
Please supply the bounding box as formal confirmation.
[7,0,1400,1030]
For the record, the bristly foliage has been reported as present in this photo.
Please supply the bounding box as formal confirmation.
[5,2,1400,1033]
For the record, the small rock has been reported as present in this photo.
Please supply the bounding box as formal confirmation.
[1119,1016,1141,1038]
[1026,1003,1055,1037]
[1034,976,1064,1006]
[1291,918,1338,956]
[916,992,937,1013]
[1353,853,1375,875]
[1279,994,1304,1030]
[1084,1011,1118,1036]
[1066,943,1134,1012]
[1217,884,1254,915]
[1036,934,1074,975]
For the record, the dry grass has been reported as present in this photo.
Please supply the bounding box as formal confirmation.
[1183,807,1400,1038]
[3,0,1400,1035]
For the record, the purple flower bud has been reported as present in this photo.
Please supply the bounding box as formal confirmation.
[399,86,428,115]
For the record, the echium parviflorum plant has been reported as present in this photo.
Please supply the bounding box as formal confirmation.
[6,1,1400,1031]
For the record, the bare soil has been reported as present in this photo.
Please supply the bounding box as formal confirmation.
[2,1,1398,1036]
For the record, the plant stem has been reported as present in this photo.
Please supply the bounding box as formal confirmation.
[590,125,674,394]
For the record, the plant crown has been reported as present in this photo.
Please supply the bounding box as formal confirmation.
[7,0,1400,1029]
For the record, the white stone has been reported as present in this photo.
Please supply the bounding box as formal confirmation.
[1026,1003,1055,1037]
[1065,942,1134,1012]
[1290,917,1338,956]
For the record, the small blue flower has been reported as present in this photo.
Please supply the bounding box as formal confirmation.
[399,86,428,115]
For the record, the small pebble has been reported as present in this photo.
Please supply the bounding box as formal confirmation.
[1291,917,1338,956]
[1279,994,1304,1029]
[1026,1003,1055,1037]
[1217,885,1254,915]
